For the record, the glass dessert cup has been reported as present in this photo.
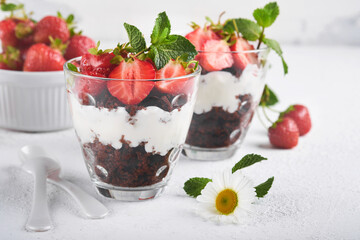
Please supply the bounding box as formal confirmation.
[183,48,270,160]
[64,58,200,201]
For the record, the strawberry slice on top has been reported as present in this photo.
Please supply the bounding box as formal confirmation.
[230,37,258,70]
[185,27,219,51]
[107,58,156,105]
[199,39,234,72]
[155,60,188,95]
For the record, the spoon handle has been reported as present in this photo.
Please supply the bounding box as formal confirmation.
[26,168,52,232]
[48,178,109,219]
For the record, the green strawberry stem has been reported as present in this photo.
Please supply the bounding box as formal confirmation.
[132,47,150,58]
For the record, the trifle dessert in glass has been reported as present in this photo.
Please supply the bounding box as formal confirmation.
[64,12,200,201]
[183,19,270,160]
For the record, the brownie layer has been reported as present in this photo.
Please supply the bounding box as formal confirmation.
[185,94,253,148]
[80,86,188,115]
[82,138,172,187]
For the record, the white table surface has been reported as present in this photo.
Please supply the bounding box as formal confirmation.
[1,45,359,240]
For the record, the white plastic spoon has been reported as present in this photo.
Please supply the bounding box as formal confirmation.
[19,146,109,220]
[20,156,54,232]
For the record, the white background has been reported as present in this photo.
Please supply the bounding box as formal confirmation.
[1,0,360,45]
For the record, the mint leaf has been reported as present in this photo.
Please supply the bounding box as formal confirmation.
[123,23,146,52]
[149,34,197,69]
[260,84,278,106]
[263,38,288,74]
[67,63,79,72]
[224,18,262,41]
[232,154,267,173]
[184,177,212,198]
[253,2,279,28]
[151,12,171,45]
[255,177,274,198]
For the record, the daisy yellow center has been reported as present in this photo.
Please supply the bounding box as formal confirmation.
[215,189,238,215]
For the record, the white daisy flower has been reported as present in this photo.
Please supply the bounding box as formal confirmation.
[196,169,256,224]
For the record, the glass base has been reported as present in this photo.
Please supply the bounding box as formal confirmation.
[95,183,166,201]
[182,144,238,161]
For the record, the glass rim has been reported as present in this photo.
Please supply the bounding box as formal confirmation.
[198,46,269,54]
[64,57,202,82]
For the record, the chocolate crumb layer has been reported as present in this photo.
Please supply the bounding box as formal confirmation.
[82,138,172,187]
[80,87,189,116]
[185,94,254,148]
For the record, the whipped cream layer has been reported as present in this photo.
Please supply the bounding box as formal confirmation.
[70,94,195,156]
[194,64,264,114]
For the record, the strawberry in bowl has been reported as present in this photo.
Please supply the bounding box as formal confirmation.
[64,12,200,201]
[183,3,288,160]
[0,1,96,132]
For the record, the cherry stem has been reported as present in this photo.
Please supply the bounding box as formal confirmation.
[256,107,268,130]
[267,106,282,113]
[262,105,273,123]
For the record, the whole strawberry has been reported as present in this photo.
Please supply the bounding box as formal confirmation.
[268,117,299,149]
[34,16,69,44]
[14,19,36,47]
[281,104,311,136]
[0,46,23,70]
[23,43,65,71]
[0,19,18,48]
[64,35,96,60]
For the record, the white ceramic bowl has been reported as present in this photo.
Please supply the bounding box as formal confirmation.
[0,69,72,132]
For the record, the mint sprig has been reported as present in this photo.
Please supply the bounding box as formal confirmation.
[224,18,262,41]
[124,23,147,53]
[253,2,279,28]
[120,12,197,70]
[151,12,171,44]
[262,38,288,74]
[232,154,267,173]
[67,63,79,72]
[255,177,274,198]
[183,154,274,199]
[150,34,197,69]
[223,2,287,75]
[183,177,212,198]
[259,84,278,107]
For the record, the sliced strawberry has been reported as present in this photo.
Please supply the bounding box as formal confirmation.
[155,60,188,95]
[185,27,219,51]
[34,16,69,44]
[230,37,258,70]
[199,39,234,72]
[74,74,106,97]
[268,117,299,149]
[281,104,311,136]
[23,43,65,71]
[107,58,155,105]
[80,52,116,77]
[64,35,96,60]
[0,19,18,48]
